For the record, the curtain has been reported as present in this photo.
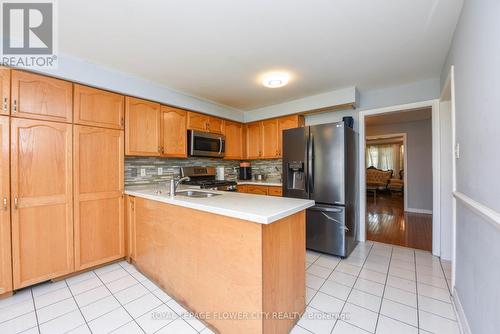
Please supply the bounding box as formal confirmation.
[366,144,395,170]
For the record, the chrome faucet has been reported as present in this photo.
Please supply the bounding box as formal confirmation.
[174,176,191,194]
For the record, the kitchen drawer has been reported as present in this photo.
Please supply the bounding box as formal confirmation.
[267,186,283,197]
[243,185,268,195]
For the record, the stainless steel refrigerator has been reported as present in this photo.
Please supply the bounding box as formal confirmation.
[283,121,358,258]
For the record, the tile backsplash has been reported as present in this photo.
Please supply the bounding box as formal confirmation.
[125,157,283,186]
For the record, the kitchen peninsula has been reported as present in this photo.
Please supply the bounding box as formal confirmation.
[125,186,314,333]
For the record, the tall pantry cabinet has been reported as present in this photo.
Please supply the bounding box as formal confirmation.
[0,116,12,294]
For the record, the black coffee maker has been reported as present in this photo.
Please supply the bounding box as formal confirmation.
[239,162,252,180]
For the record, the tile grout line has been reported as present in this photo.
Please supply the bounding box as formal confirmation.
[92,269,147,334]
[329,242,376,334]
[63,280,93,334]
[30,288,41,334]
[372,246,394,334]
[414,249,421,331]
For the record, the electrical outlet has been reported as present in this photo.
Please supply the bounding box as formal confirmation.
[140,168,146,177]
[455,143,460,159]
[158,167,163,175]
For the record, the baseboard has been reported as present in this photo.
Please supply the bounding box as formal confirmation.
[406,208,433,215]
[452,288,472,334]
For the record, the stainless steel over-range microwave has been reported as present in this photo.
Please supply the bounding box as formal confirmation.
[188,130,225,158]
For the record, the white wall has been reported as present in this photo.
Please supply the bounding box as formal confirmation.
[31,53,245,122]
[365,119,433,212]
[439,101,453,260]
[441,0,500,333]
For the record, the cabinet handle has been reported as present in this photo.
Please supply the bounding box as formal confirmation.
[158,146,162,153]
[14,197,18,209]
[2,197,7,210]
[2,98,7,112]
[120,117,124,127]
[12,99,17,112]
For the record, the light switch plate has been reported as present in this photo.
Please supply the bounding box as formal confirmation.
[140,168,146,177]
[158,167,163,175]
[455,143,460,159]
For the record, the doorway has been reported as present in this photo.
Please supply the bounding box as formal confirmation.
[363,109,433,251]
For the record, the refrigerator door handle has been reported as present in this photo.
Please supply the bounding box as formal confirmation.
[308,135,314,193]
[319,212,349,231]
[309,206,343,213]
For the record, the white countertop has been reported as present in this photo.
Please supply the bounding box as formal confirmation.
[125,185,313,224]
[237,180,283,187]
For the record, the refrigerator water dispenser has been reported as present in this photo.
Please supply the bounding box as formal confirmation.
[287,161,305,190]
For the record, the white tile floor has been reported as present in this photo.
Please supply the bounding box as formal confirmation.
[0,241,459,334]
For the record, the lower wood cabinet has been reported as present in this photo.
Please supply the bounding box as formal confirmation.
[10,118,74,289]
[125,195,136,262]
[0,116,12,295]
[237,185,282,196]
[74,126,124,271]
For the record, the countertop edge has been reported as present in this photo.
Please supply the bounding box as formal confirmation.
[124,190,314,224]
[237,181,283,187]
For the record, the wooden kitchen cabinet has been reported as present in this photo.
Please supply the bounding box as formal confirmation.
[74,125,124,271]
[125,97,161,156]
[10,118,73,289]
[262,119,279,158]
[277,115,304,157]
[238,184,283,197]
[208,116,225,134]
[267,186,283,197]
[187,111,225,134]
[125,195,136,262]
[246,115,304,159]
[11,70,73,123]
[0,67,10,115]
[187,111,210,132]
[246,122,262,159]
[74,84,124,129]
[161,106,187,157]
[0,116,11,295]
[224,120,244,160]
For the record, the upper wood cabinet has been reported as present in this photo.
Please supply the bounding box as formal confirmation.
[0,116,12,295]
[161,106,187,157]
[74,126,124,271]
[246,115,304,159]
[74,84,124,129]
[187,112,225,134]
[277,115,304,158]
[224,121,244,160]
[11,70,73,123]
[0,67,10,115]
[262,119,279,159]
[246,122,262,159]
[208,116,225,134]
[10,118,73,289]
[125,97,161,156]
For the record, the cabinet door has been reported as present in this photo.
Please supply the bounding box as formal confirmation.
[187,112,209,132]
[246,122,262,159]
[11,118,73,289]
[262,119,279,158]
[161,106,187,157]
[11,70,73,123]
[237,185,248,193]
[74,126,124,270]
[268,186,283,197]
[224,121,243,160]
[277,115,303,157]
[0,67,10,115]
[0,116,11,295]
[125,196,136,262]
[208,116,225,134]
[125,97,161,156]
[245,185,268,195]
[74,84,124,129]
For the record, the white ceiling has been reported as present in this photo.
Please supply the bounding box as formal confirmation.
[365,107,432,126]
[59,0,462,111]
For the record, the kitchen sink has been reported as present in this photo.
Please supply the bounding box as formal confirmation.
[175,190,221,198]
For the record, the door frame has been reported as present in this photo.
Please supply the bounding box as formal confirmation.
[440,65,457,289]
[358,99,441,256]
[365,133,408,211]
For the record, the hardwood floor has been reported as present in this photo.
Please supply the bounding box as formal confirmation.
[366,192,432,251]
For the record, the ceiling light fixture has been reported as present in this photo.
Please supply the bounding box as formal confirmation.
[262,72,290,88]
